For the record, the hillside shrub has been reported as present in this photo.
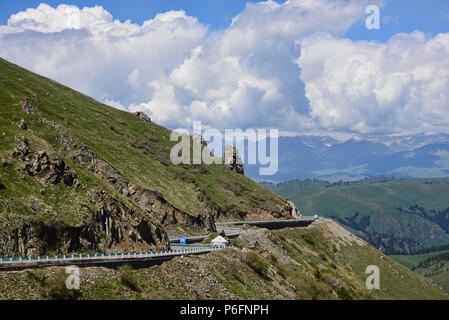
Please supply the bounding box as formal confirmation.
[241,249,270,279]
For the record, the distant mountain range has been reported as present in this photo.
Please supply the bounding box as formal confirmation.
[245,133,449,182]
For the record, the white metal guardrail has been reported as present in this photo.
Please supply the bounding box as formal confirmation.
[0,245,225,267]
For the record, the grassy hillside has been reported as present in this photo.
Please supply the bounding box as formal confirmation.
[0,57,292,257]
[0,220,445,300]
[264,178,449,253]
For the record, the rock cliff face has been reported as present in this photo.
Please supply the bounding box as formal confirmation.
[224,145,244,175]
[0,191,168,258]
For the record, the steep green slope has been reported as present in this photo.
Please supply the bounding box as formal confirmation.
[0,57,293,257]
[0,220,445,300]
[264,178,449,253]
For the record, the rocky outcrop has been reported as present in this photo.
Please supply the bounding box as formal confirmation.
[21,98,41,115]
[12,136,81,188]
[133,111,151,124]
[224,145,244,175]
[19,97,61,129]
[0,191,168,258]
[283,200,301,218]
[25,151,80,187]
[12,135,30,158]
[57,130,215,233]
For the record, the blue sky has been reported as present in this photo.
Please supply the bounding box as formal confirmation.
[346,0,449,42]
[1,0,448,40]
[0,1,448,137]
[0,0,275,31]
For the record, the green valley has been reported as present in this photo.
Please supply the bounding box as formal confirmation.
[263,178,449,254]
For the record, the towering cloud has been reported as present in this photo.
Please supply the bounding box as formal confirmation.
[127,0,373,129]
[1,1,448,137]
[0,3,208,105]
[298,31,449,135]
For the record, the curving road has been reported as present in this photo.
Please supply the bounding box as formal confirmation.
[0,217,318,270]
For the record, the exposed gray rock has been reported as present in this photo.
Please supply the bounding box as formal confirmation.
[21,98,41,115]
[26,151,79,187]
[133,111,151,124]
[12,135,30,158]
[12,136,81,187]
[41,117,62,129]
[224,145,244,175]
[20,97,61,129]
[284,200,301,218]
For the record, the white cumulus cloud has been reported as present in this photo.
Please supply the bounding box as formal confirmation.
[0,3,208,106]
[298,31,449,135]
[130,0,375,130]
